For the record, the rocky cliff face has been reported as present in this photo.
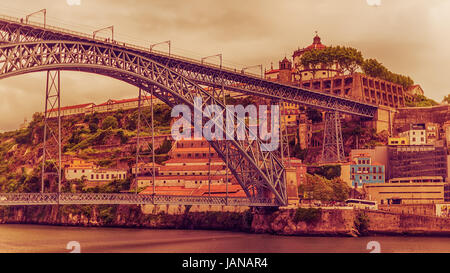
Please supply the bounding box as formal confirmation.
[0,205,253,232]
[2,206,450,237]
[252,208,358,237]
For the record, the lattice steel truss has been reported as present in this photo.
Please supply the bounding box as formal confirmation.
[41,70,62,193]
[134,87,157,194]
[321,111,345,163]
[0,16,378,118]
[0,193,277,207]
[0,41,287,205]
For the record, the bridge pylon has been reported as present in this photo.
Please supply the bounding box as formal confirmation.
[321,110,345,164]
[41,70,62,194]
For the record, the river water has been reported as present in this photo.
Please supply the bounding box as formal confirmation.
[0,224,449,253]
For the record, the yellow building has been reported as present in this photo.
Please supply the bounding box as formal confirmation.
[388,137,409,146]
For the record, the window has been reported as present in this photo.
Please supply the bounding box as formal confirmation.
[74,170,77,173]
[106,174,109,179]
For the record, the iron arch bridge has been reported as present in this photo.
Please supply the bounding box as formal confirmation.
[0,15,379,207]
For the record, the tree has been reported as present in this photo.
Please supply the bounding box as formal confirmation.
[334,46,363,74]
[89,122,98,133]
[361,58,387,79]
[300,46,363,77]
[101,116,119,130]
[306,108,323,123]
[361,58,414,89]
[330,178,350,201]
[155,139,173,155]
[299,174,351,202]
[406,94,438,107]
[14,129,32,144]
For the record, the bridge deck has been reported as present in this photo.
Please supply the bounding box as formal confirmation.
[0,14,378,118]
[0,193,278,207]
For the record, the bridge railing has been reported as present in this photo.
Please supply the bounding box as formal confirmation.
[0,193,278,207]
[0,14,263,79]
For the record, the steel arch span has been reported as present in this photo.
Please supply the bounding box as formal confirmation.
[0,40,287,206]
[0,15,378,118]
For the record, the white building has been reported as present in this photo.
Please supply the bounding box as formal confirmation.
[65,159,127,185]
[399,123,427,145]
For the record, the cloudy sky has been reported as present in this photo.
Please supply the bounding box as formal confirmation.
[0,0,448,131]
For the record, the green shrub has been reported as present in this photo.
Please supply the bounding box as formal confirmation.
[89,122,98,133]
[294,208,322,224]
[102,116,119,130]
[354,211,370,236]
[15,129,33,144]
[116,130,129,144]
[98,205,117,224]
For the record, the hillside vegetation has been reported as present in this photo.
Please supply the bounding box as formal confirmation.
[0,105,172,193]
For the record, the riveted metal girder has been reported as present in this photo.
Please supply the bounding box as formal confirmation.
[0,41,287,206]
[0,16,378,117]
[0,193,277,206]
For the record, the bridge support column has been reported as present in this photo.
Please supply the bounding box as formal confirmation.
[135,86,157,195]
[279,100,291,166]
[321,110,345,163]
[41,70,62,194]
[285,167,299,206]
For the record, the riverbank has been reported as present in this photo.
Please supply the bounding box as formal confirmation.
[2,205,450,237]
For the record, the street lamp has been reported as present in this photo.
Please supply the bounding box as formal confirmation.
[242,64,263,79]
[93,26,114,41]
[201,54,222,69]
[150,40,171,56]
[26,9,46,28]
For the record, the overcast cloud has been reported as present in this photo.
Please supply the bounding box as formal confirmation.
[0,0,448,131]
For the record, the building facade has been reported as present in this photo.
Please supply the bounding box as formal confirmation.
[388,144,448,180]
[47,96,161,118]
[399,123,427,145]
[364,176,445,205]
[350,154,385,187]
[65,158,127,188]
[133,138,236,193]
